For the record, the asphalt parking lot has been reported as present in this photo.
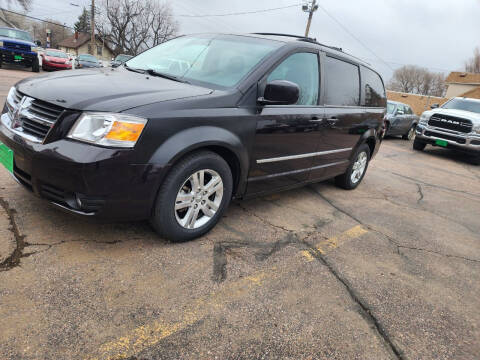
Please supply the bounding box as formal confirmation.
[0,67,479,360]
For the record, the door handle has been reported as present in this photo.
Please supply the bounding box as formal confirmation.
[309,116,323,123]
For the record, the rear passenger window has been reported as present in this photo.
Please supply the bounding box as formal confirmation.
[362,66,386,107]
[267,52,319,106]
[324,56,360,106]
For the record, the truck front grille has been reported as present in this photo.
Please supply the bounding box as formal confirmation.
[428,114,472,133]
[3,41,31,52]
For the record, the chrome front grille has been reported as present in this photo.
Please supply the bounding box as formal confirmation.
[3,89,64,142]
[428,114,472,133]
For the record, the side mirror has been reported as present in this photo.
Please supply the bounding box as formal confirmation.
[35,40,42,46]
[258,80,300,105]
[430,103,439,109]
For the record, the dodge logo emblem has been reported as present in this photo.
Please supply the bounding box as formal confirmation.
[12,96,34,129]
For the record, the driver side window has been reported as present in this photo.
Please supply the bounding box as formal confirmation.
[267,52,319,106]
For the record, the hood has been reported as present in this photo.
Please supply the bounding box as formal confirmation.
[44,56,68,63]
[423,108,480,124]
[0,36,34,46]
[16,67,214,112]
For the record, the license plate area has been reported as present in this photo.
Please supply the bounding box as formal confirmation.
[0,142,14,173]
[435,139,448,147]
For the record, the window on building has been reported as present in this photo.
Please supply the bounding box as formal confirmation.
[97,45,103,56]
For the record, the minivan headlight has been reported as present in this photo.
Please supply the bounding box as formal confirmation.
[67,112,147,148]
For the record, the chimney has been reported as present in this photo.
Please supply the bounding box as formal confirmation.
[74,31,78,43]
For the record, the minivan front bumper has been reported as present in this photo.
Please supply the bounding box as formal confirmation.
[0,111,164,221]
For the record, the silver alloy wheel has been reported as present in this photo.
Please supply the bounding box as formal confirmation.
[351,151,368,184]
[407,126,416,140]
[174,169,224,229]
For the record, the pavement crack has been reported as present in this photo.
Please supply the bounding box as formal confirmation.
[308,186,480,264]
[416,183,424,204]
[300,236,404,360]
[0,197,27,272]
[389,171,480,199]
[397,245,480,264]
[236,202,294,233]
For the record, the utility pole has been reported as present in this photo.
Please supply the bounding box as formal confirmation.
[90,0,95,55]
[303,0,318,38]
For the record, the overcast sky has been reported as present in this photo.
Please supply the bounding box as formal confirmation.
[6,0,480,80]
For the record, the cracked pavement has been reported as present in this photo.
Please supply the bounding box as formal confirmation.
[1,69,480,359]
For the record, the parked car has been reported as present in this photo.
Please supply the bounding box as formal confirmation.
[0,27,40,72]
[384,100,419,140]
[0,33,386,241]
[413,97,480,158]
[111,54,133,67]
[41,49,72,71]
[74,54,101,68]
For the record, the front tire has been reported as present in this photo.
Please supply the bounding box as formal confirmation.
[150,151,233,242]
[335,144,371,190]
[32,58,40,72]
[403,124,416,140]
[413,138,426,151]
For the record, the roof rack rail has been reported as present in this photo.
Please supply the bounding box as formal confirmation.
[252,32,343,52]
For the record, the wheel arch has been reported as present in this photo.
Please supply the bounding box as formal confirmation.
[148,126,249,198]
[352,129,379,160]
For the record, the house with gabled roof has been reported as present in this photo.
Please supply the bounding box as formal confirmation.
[445,72,480,98]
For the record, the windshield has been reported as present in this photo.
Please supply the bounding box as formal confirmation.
[46,50,67,58]
[116,55,132,62]
[79,55,98,62]
[442,98,480,114]
[0,28,33,42]
[387,102,396,114]
[126,34,283,88]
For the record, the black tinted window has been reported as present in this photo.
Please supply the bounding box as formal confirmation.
[361,66,386,107]
[325,56,359,106]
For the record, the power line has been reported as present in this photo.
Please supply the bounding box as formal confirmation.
[175,3,303,17]
[315,3,395,72]
[0,8,74,29]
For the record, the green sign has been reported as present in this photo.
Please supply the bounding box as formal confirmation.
[0,142,13,173]
[14,55,23,60]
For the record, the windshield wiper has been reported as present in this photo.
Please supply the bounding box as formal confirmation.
[145,69,189,84]
[123,63,146,74]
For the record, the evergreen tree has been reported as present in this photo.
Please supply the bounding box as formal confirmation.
[74,7,90,33]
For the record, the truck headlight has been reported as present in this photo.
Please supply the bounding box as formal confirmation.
[31,46,38,53]
[419,113,429,125]
[0,40,3,47]
[473,123,480,134]
[67,112,147,148]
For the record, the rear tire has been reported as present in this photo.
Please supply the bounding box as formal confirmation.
[403,124,416,140]
[32,58,40,72]
[335,144,371,190]
[413,138,426,151]
[150,151,233,242]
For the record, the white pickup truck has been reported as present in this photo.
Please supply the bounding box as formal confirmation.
[414,97,480,159]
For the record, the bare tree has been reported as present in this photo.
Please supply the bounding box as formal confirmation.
[31,19,72,48]
[0,0,31,11]
[465,47,480,73]
[95,0,178,56]
[388,65,446,97]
